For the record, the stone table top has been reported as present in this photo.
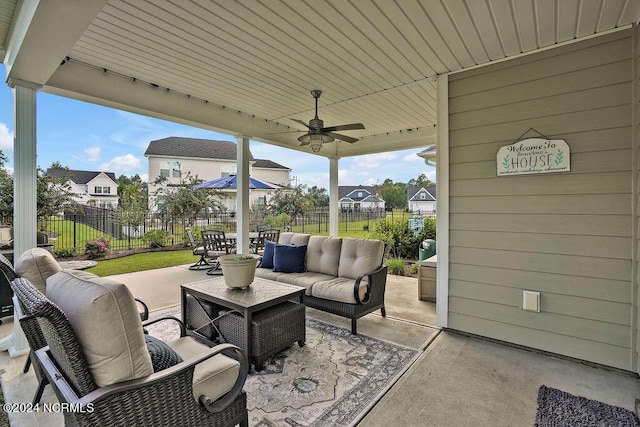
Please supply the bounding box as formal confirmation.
[58,260,98,270]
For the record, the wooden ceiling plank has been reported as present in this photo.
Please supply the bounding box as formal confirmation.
[511,0,538,52]
[556,0,580,41]
[487,0,522,56]
[110,0,320,107]
[441,0,490,65]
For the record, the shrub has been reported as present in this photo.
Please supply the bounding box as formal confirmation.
[142,229,173,248]
[263,213,291,228]
[410,262,419,275]
[85,237,110,259]
[373,217,436,259]
[386,258,405,275]
[54,248,76,258]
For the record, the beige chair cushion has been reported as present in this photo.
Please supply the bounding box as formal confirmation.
[275,272,336,295]
[168,336,240,402]
[278,232,311,246]
[46,270,153,387]
[337,238,384,280]
[306,236,342,276]
[312,277,369,304]
[15,247,62,294]
[0,227,11,245]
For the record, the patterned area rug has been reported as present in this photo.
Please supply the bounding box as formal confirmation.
[535,385,640,427]
[149,306,419,427]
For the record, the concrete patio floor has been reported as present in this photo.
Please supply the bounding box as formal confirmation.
[1,264,638,426]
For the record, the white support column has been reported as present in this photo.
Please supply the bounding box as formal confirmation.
[329,157,339,237]
[435,74,449,328]
[236,135,251,254]
[0,79,39,356]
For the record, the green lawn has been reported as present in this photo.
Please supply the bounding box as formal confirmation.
[85,249,195,277]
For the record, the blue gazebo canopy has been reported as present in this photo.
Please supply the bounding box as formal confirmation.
[192,174,276,190]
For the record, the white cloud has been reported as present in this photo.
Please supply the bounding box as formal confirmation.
[352,152,397,170]
[0,123,13,153]
[84,146,101,162]
[402,151,426,163]
[99,154,141,173]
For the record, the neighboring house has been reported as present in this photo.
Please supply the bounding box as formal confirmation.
[46,168,119,209]
[338,186,385,212]
[144,137,290,210]
[407,185,436,213]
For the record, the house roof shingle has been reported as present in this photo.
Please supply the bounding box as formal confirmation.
[407,185,436,201]
[252,159,290,170]
[338,185,381,200]
[144,137,254,161]
[47,168,117,184]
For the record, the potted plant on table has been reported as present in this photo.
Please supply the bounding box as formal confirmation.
[218,254,262,289]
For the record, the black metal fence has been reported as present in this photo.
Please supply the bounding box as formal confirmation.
[42,206,434,255]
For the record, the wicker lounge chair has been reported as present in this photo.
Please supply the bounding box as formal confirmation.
[0,253,15,324]
[11,275,249,427]
[8,248,150,405]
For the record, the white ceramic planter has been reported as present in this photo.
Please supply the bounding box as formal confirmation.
[218,254,262,289]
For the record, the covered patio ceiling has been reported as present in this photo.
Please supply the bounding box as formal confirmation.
[1,0,638,159]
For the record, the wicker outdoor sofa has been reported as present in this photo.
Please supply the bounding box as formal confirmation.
[254,232,388,334]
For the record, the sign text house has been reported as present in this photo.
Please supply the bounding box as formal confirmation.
[497,138,570,176]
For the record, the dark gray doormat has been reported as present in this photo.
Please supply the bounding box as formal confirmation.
[535,385,639,427]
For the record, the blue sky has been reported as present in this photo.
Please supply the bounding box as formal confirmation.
[0,66,434,188]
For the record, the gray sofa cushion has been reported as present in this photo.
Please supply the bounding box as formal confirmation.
[275,272,337,295]
[338,238,384,280]
[254,267,285,282]
[311,276,369,304]
[46,270,154,387]
[15,247,62,294]
[279,232,311,246]
[306,236,342,276]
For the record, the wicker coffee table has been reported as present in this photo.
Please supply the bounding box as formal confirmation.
[181,276,305,370]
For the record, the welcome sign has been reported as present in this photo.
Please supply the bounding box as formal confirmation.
[497,138,570,176]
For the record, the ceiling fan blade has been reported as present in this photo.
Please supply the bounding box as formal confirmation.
[290,118,310,128]
[321,123,365,132]
[326,132,359,143]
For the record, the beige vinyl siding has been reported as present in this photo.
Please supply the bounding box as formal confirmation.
[447,30,633,370]
[633,25,640,372]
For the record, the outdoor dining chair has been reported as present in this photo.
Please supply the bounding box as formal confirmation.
[252,228,280,255]
[202,229,234,276]
[186,227,212,270]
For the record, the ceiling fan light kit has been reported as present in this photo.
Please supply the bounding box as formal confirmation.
[293,90,365,152]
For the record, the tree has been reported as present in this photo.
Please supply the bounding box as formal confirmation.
[377,179,407,209]
[407,173,433,187]
[306,185,329,208]
[37,164,80,229]
[267,185,313,218]
[0,152,12,223]
[152,172,223,231]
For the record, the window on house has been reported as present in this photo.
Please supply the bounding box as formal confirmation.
[221,172,230,178]
[172,169,181,178]
[420,193,426,199]
[357,192,363,197]
[94,186,103,194]
[160,169,170,178]
[257,196,266,205]
[102,187,110,194]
